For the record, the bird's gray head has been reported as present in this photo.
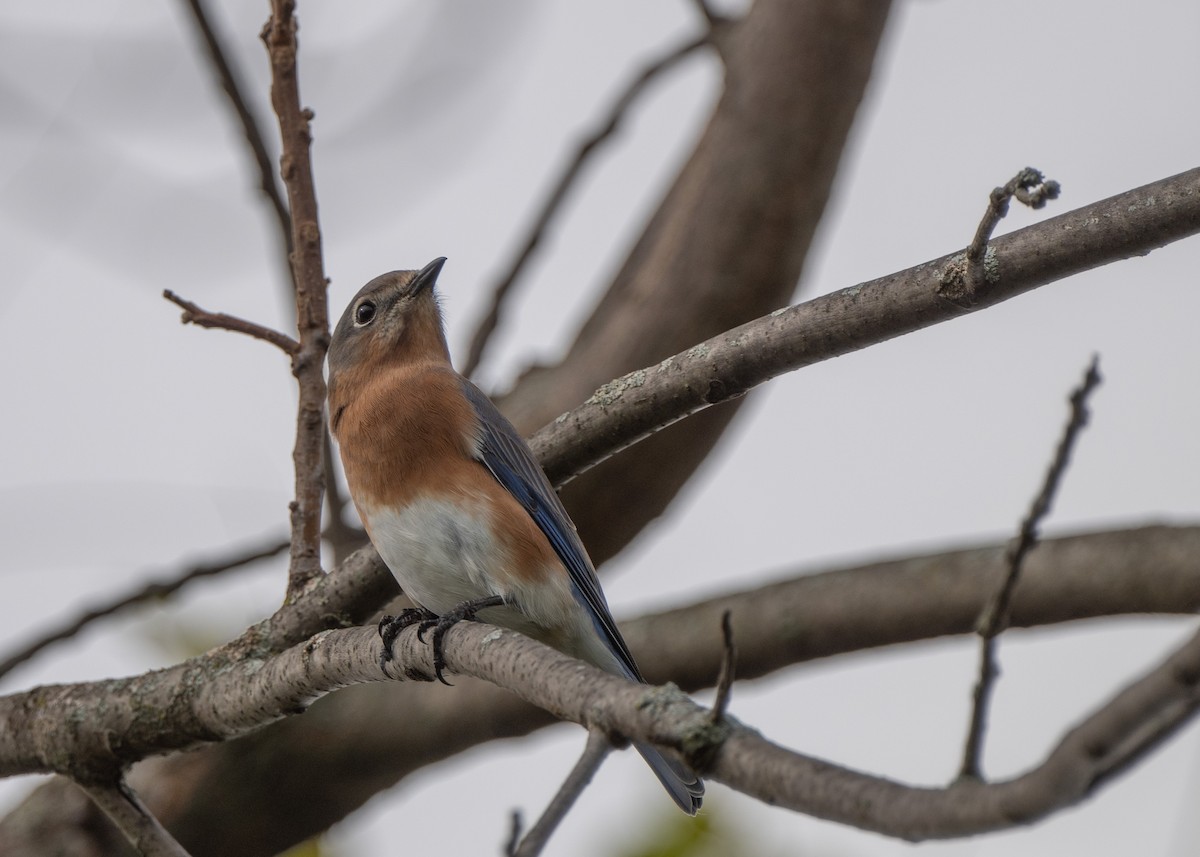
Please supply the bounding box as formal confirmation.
[327,257,449,384]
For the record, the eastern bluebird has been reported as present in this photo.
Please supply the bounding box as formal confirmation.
[327,258,704,814]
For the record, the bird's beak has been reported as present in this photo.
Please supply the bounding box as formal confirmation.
[406,257,447,297]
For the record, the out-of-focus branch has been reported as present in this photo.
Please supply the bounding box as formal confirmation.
[261,0,332,599]
[960,356,1103,779]
[530,167,1200,489]
[461,32,716,379]
[0,536,289,682]
[178,0,293,269]
[78,778,192,857]
[500,0,895,565]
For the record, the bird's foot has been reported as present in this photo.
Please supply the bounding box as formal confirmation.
[416,595,506,685]
[378,608,438,675]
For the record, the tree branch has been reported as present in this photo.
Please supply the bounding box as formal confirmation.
[0,536,289,682]
[499,0,895,566]
[960,356,1103,779]
[162,289,300,355]
[1,524,1196,777]
[509,729,612,857]
[2,523,1198,854]
[461,32,715,378]
[78,778,192,857]
[530,167,1200,488]
[261,0,332,598]
[179,0,292,268]
[34,607,1200,844]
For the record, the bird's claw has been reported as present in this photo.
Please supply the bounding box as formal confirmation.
[377,608,438,674]
[421,595,506,685]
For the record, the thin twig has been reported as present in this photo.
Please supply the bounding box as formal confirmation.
[179,0,292,266]
[959,355,1103,780]
[504,811,523,857]
[162,289,300,354]
[710,609,737,723]
[939,167,1061,307]
[263,0,333,599]
[0,537,289,682]
[78,778,193,857]
[510,729,612,857]
[461,33,713,378]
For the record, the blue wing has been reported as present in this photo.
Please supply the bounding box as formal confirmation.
[460,378,704,814]
[458,379,643,683]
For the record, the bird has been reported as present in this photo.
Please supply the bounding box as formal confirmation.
[326,257,703,814]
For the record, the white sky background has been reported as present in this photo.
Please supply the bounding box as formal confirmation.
[1,1,1199,856]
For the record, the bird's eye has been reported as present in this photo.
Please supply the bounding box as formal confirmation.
[354,301,376,326]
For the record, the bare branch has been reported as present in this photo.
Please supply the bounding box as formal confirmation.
[531,168,1200,489]
[78,778,192,857]
[178,0,292,267]
[710,609,736,724]
[0,536,289,682]
[960,356,1103,779]
[2,523,1199,851]
[262,0,333,598]
[162,289,300,355]
[510,730,611,857]
[460,33,713,378]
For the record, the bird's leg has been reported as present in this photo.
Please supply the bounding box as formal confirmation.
[378,607,438,673]
[416,594,506,685]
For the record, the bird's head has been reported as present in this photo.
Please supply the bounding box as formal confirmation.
[328,257,451,391]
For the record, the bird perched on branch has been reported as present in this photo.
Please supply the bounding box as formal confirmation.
[326,257,703,814]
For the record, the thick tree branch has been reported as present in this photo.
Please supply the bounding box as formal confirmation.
[262,0,331,599]
[23,606,1200,844]
[1,524,1195,776]
[3,523,1197,855]
[531,167,1200,488]
[714,621,1200,840]
[501,0,895,565]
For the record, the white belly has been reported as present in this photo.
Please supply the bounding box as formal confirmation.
[365,497,505,615]
[361,496,614,668]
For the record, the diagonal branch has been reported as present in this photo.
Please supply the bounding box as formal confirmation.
[959,356,1103,779]
[262,0,332,599]
[162,289,300,354]
[78,777,193,857]
[509,729,612,857]
[0,536,289,682]
[461,32,715,378]
[530,167,1200,488]
[179,0,292,268]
